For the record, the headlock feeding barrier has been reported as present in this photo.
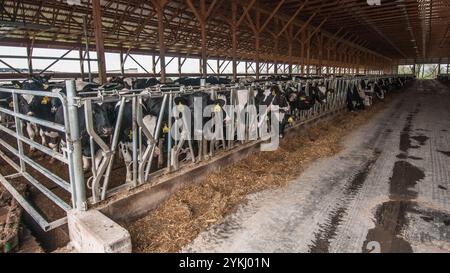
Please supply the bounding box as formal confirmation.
[0,75,413,231]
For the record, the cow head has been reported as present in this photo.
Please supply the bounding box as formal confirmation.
[92,103,114,137]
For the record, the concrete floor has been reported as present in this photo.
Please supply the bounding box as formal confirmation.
[184,80,450,253]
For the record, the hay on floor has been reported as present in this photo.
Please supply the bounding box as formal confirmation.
[126,102,389,253]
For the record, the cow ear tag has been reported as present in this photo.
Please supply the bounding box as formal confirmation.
[214,104,221,113]
[272,91,276,96]
[14,84,20,89]
[163,124,170,134]
[288,117,294,124]
[128,129,133,140]
[43,84,49,90]
[41,96,49,105]
[9,101,14,108]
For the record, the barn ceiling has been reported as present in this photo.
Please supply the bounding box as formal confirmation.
[0,0,449,65]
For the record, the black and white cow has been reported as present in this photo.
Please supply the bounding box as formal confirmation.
[114,97,163,182]
[346,82,365,112]
[53,101,113,171]
[10,76,56,151]
[254,85,290,138]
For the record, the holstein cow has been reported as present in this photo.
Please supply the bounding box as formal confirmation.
[114,96,164,182]
[53,101,113,171]
[10,76,56,152]
[254,85,290,138]
[346,81,365,112]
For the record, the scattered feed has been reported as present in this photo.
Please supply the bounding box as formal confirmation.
[0,183,27,253]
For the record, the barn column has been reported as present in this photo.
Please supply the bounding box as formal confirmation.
[287,25,294,76]
[178,57,182,77]
[79,45,85,80]
[152,0,168,83]
[186,0,218,79]
[438,59,441,75]
[26,40,33,77]
[231,0,238,81]
[92,0,107,84]
[255,6,261,80]
[119,46,125,75]
[300,41,305,75]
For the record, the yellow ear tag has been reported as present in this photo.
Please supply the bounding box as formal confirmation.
[300,97,306,101]
[14,84,20,89]
[43,84,49,90]
[128,130,133,140]
[272,91,276,96]
[163,124,170,134]
[288,117,294,124]
[214,104,222,113]
[9,101,14,108]
[41,96,49,105]
[177,103,185,112]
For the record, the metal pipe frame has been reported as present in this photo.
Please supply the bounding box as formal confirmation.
[0,76,412,232]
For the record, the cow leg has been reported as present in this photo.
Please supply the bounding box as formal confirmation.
[39,129,48,153]
[82,156,91,172]
[119,142,133,183]
[48,141,59,164]
[26,122,37,153]
[94,149,103,170]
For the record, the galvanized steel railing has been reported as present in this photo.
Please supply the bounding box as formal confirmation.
[0,75,403,231]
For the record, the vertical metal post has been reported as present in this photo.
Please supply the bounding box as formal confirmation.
[12,93,26,172]
[66,80,87,210]
[132,96,138,186]
[167,93,173,172]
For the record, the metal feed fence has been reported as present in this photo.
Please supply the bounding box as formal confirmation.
[0,76,397,231]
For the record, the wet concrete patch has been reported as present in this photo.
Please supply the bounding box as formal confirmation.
[389,161,424,200]
[362,201,414,253]
[363,160,425,253]
[437,150,450,157]
[399,109,423,153]
[411,135,429,146]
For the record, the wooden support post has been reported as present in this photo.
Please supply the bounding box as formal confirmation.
[300,41,305,75]
[79,46,85,81]
[438,59,441,75]
[152,55,156,74]
[306,41,311,76]
[26,41,33,77]
[92,0,107,84]
[231,0,238,81]
[120,46,125,75]
[274,40,279,75]
[178,57,182,77]
[153,0,168,83]
[216,59,220,76]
